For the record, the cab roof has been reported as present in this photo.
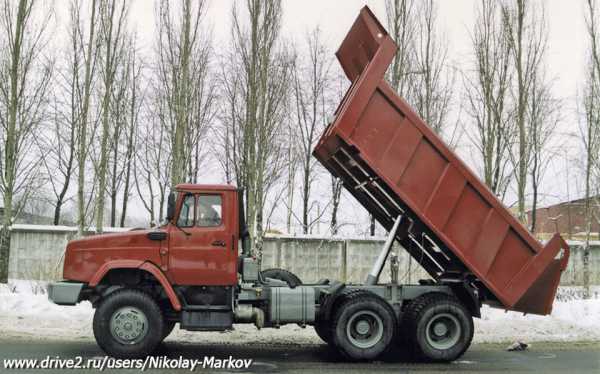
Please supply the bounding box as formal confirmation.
[175,184,238,192]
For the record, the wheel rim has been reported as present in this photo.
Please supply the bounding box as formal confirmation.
[346,310,384,349]
[425,312,461,350]
[109,306,149,345]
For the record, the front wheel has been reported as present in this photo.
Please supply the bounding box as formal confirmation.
[162,321,176,340]
[332,290,396,361]
[93,289,164,358]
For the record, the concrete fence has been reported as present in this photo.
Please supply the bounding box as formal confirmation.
[7,225,129,281]
[6,224,600,286]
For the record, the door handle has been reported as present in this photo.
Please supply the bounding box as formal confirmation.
[212,240,226,247]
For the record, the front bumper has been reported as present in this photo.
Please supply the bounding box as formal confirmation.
[48,281,85,305]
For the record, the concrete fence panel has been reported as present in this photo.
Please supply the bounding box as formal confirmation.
[4,225,599,287]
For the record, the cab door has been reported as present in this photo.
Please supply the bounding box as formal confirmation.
[167,192,237,285]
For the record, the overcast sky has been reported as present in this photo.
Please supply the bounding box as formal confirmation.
[48,1,593,231]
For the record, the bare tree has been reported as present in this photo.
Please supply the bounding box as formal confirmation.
[283,118,298,233]
[464,0,514,197]
[502,0,547,222]
[107,48,127,227]
[105,36,141,228]
[385,0,417,98]
[39,78,76,225]
[411,0,454,136]
[118,41,142,227]
[580,0,600,299]
[94,0,129,233]
[37,2,93,227]
[219,0,289,252]
[527,69,559,232]
[291,28,332,234]
[134,94,171,226]
[329,176,343,235]
[72,0,100,235]
[155,0,214,188]
[0,0,53,283]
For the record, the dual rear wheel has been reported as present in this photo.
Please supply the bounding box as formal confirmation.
[401,292,474,362]
[331,290,396,360]
[316,290,473,362]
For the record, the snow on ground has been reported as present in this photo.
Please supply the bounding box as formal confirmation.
[1,280,599,344]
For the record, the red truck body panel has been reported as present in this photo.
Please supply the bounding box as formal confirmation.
[62,185,239,289]
[314,7,569,315]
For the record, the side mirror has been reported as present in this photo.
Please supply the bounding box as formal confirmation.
[166,192,176,222]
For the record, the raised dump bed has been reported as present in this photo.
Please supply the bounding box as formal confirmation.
[314,7,570,315]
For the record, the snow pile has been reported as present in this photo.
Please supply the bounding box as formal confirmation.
[1,280,600,344]
[0,280,94,340]
[474,299,600,343]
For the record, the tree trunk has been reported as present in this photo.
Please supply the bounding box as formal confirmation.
[330,177,342,235]
[120,105,136,227]
[77,0,98,236]
[302,167,309,234]
[0,0,28,283]
[0,226,11,283]
[109,136,119,227]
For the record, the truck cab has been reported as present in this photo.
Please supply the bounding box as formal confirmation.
[53,184,241,291]
[50,184,322,359]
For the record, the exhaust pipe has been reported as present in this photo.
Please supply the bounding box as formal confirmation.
[234,304,265,329]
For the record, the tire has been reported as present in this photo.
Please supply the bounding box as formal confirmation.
[314,289,361,345]
[331,290,396,361]
[261,268,302,288]
[162,321,176,340]
[93,289,164,358]
[314,319,333,344]
[402,293,474,362]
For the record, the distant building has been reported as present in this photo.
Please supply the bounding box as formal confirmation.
[527,196,600,237]
[0,205,75,226]
[0,206,52,225]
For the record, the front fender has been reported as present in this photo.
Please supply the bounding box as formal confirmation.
[89,260,181,311]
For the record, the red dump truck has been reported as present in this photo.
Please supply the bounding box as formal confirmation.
[48,6,569,363]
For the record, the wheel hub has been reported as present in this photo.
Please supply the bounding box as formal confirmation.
[346,310,384,349]
[433,322,448,336]
[425,313,461,350]
[355,320,371,335]
[109,306,148,345]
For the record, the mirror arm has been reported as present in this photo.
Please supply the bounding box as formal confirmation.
[174,223,191,236]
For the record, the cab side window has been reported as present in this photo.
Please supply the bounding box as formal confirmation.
[197,195,222,227]
[177,194,195,227]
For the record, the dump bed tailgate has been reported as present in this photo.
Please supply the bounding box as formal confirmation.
[314,7,569,315]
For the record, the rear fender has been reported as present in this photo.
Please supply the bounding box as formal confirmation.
[89,260,181,311]
[317,282,347,321]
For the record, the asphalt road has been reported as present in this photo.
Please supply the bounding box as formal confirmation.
[0,338,599,374]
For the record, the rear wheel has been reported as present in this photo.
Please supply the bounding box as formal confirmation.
[314,319,333,344]
[402,293,473,362]
[261,268,302,288]
[331,290,396,361]
[93,289,164,358]
[315,289,362,345]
